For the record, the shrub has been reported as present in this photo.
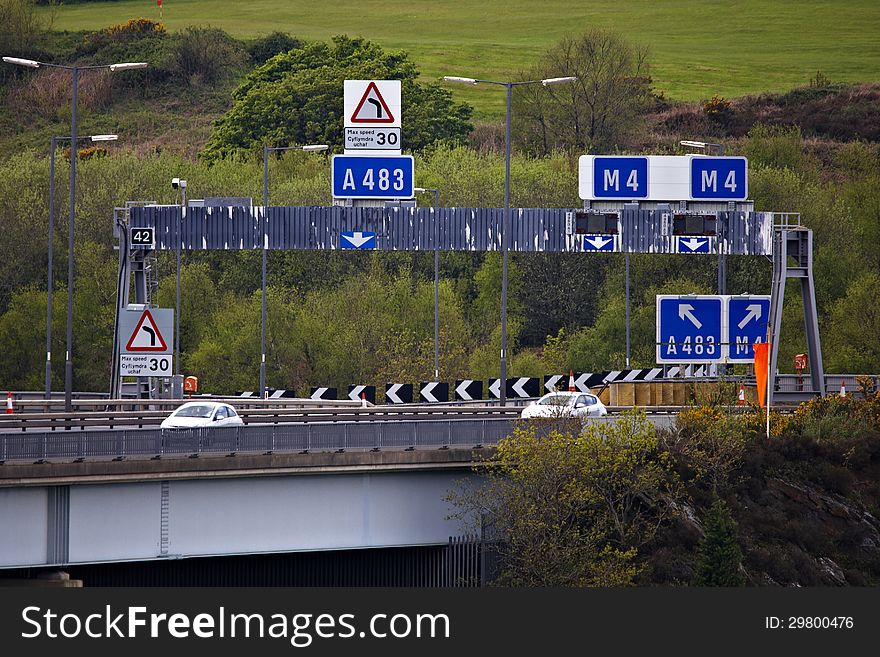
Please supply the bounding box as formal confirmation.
[702,94,733,126]
[247,32,301,64]
[172,26,245,83]
[79,17,166,55]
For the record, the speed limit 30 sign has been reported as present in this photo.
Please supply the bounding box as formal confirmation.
[344,126,401,150]
[120,354,172,377]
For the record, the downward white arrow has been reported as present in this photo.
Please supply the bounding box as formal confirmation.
[455,380,473,401]
[585,236,612,250]
[344,232,374,248]
[512,378,530,397]
[737,304,763,329]
[489,379,501,398]
[678,304,703,329]
[681,238,707,251]
[421,382,438,403]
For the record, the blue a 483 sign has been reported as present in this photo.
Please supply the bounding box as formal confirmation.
[331,154,414,199]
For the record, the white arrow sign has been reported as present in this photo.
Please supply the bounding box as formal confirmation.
[511,378,531,397]
[585,236,613,250]
[678,303,703,329]
[680,237,708,252]
[737,303,763,329]
[545,375,564,392]
[386,384,404,404]
[489,379,501,399]
[455,380,475,401]
[421,382,440,403]
[312,388,328,399]
[574,373,591,392]
[342,232,374,248]
[348,385,366,401]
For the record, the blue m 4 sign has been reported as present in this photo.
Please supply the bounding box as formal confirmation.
[690,157,748,200]
[727,296,770,362]
[592,157,648,199]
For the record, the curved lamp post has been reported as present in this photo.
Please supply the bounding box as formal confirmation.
[46,134,118,399]
[443,75,576,403]
[4,57,146,410]
[260,144,328,397]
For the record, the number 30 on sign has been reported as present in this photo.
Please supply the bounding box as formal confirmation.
[331,155,414,199]
[120,354,172,377]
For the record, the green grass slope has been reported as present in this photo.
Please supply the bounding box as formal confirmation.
[43,0,880,119]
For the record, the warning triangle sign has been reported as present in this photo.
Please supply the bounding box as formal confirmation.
[126,310,168,352]
[350,81,395,123]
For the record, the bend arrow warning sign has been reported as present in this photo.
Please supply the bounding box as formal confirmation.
[344,80,401,129]
[119,307,173,357]
[351,82,395,123]
[126,310,168,351]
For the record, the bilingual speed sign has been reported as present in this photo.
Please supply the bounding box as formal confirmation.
[118,307,174,377]
[343,80,402,152]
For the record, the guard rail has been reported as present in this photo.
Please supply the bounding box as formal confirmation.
[0,403,700,432]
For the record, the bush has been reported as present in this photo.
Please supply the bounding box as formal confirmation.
[247,31,302,64]
[172,26,245,84]
[78,17,166,56]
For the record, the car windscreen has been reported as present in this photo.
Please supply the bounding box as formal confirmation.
[537,395,573,406]
[173,405,215,418]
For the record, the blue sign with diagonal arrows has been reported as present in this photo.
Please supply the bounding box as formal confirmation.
[656,296,724,363]
[727,295,770,362]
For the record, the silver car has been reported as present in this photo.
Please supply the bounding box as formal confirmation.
[520,391,608,419]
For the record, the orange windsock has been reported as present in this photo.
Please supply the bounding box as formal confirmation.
[754,343,770,408]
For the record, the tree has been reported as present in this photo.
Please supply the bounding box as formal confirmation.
[513,29,653,155]
[693,497,746,586]
[449,411,681,586]
[203,35,472,161]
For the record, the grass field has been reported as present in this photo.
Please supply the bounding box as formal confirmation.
[43,0,880,119]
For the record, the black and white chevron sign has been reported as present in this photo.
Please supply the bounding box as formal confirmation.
[544,374,569,392]
[348,384,376,404]
[385,383,413,404]
[309,387,337,400]
[419,381,449,403]
[506,377,540,398]
[488,378,502,399]
[454,379,483,401]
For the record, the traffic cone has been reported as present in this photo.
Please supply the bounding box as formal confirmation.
[568,370,575,392]
[737,384,746,406]
[840,381,846,398]
[5,391,12,414]
[361,392,368,408]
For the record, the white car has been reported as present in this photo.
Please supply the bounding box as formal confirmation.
[520,391,608,419]
[160,401,244,429]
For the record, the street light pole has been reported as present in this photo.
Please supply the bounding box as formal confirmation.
[444,75,576,404]
[4,57,146,411]
[46,134,117,399]
[260,144,328,397]
[415,187,441,380]
[680,139,726,295]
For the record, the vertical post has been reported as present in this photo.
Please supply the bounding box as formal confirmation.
[433,189,440,381]
[261,146,269,398]
[176,186,184,376]
[625,251,631,368]
[500,83,512,405]
[46,137,57,400]
[64,67,78,413]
